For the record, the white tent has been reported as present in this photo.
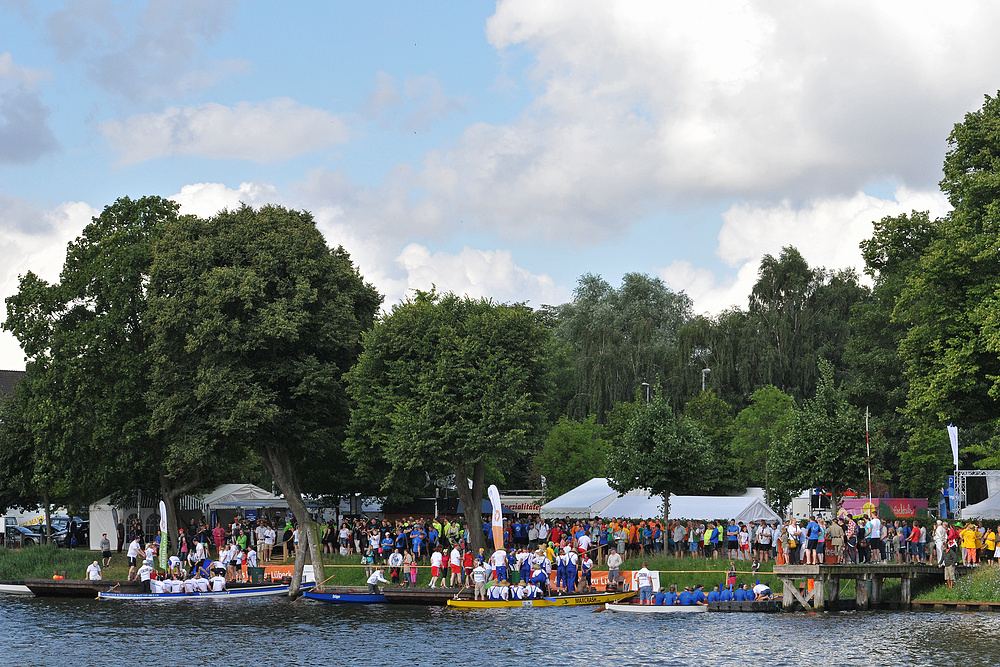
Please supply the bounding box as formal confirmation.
[186,483,286,510]
[959,492,1000,520]
[601,493,781,523]
[540,478,781,523]
[540,478,620,519]
[89,483,287,550]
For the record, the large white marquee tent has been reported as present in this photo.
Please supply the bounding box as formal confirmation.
[540,478,781,523]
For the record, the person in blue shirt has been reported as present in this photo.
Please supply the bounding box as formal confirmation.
[663,584,679,606]
[395,530,407,552]
[805,517,821,565]
[734,585,747,601]
[706,585,721,602]
[410,527,424,562]
[720,585,735,601]
[678,586,695,605]
[692,584,708,605]
[653,587,668,605]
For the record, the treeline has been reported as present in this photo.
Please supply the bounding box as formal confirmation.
[4,92,1000,555]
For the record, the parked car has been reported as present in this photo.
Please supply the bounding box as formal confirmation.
[5,524,46,547]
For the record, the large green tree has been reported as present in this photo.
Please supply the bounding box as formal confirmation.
[147,204,381,594]
[535,415,607,500]
[553,273,693,420]
[605,393,713,516]
[770,360,866,511]
[345,291,553,554]
[2,196,216,542]
[730,385,795,506]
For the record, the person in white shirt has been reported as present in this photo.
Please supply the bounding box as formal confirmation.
[86,561,102,581]
[537,522,549,543]
[194,573,210,592]
[577,533,592,554]
[429,548,444,588]
[136,563,154,593]
[635,562,653,604]
[523,582,542,599]
[449,547,462,587]
[149,578,164,594]
[367,567,389,594]
[126,539,144,580]
[472,562,489,600]
[264,525,275,562]
[486,581,510,601]
[607,548,623,586]
[210,573,227,592]
[245,547,258,569]
[183,575,197,594]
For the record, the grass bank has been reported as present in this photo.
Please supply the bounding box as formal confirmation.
[916,565,1000,602]
[0,545,108,580]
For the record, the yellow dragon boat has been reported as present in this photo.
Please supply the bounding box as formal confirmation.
[447,590,635,609]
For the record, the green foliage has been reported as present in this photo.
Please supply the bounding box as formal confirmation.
[683,390,742,494]
[605,394,713,513]
[730,385,794,502]
[1,196,182,508]
[898,425,954,499]
[147,205,381,497]
[770,360,865,510]
[552,273,693,420]
[345,291,553,551]
[536,416,608,499]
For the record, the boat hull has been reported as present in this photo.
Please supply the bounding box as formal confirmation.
[304,590,386,604]
[98,582,314,600]
[448,591,635,609]
[605,602,707,613]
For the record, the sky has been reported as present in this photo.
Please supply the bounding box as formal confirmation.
[3,0,999,371]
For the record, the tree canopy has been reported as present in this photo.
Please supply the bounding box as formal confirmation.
[346,291,553,554]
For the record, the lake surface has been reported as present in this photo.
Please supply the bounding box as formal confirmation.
[2,595,995,666]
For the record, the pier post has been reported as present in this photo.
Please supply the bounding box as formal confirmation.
[900,576,911,606]
[856,575,870,610]
[828,576,840,603]
[871,576,882,605]
[812,577,825,611]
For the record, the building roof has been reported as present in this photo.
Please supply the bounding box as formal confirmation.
[0,370,25,404]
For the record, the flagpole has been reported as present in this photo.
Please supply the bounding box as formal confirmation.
[866,407,872,506]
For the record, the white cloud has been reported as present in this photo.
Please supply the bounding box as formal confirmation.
[658,187,952,314]
[0,199,98,370]
[394,244,570,306]
[377,0,1000,241]
[45,0,243,103]
[364,71,469,132]
[0,52,56,163]
[100,98,351,164]
[170,181,281,218]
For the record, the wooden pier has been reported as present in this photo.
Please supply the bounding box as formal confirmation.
[773,564,967,611]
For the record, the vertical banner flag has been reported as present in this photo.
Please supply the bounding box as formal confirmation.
[158,500,168,570]
[487,484,504,551]
[947,424,959,469]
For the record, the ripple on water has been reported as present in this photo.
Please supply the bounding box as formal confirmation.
[3,597,998,666]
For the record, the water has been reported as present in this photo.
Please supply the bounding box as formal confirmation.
[2,596,996,666]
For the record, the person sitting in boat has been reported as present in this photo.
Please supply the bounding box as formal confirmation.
[529,565,549,595]
[193,571,210,593]
[692,584,708,605]
[171,572,186,593]
[183,574,197,594]
[486,581,510,601]
[752,581,773,600]
[652,586,667,605]
[210,571,227,592]
[706,585,721,602]
[734,583,751,601]
[523,581,543,599]
[511,581,528,600]
[663,584,679,605]
[367,566,389,594]
[720,585,735,602]
[678,586,695,605]
[149,577,165,594]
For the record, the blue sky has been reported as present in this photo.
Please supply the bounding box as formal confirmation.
[4,0,999,369]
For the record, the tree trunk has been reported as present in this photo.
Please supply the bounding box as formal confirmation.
[456,457,487,555]
[42,488,50,546]
[262,444,325,598]
[159,468,204,559]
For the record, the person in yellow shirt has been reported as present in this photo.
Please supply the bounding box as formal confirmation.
[960,524,978,566]
[985,527,996,566]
